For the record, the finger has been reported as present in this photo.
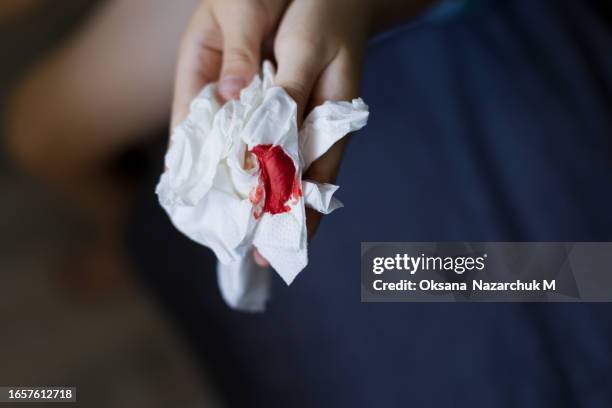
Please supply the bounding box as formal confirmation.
[272,0,344,121]
[307,47,362,108]
[171,3,222,130]
[303,49,362,237]
[304,48,362,183]
[273,42,331,123]
[215,4,271,102]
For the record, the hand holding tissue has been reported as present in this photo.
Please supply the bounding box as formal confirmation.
[156,62,369,311]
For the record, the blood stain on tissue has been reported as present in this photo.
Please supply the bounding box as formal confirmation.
[249,144,301,218]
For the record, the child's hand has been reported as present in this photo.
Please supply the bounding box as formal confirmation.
[171,0,428,266]
[171,0,370,126]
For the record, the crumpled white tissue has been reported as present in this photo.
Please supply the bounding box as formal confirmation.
[156,61,368,311]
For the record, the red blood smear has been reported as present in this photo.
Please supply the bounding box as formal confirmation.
[250,144,301,216]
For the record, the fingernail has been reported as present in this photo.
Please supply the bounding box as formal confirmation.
[218,76,246,101]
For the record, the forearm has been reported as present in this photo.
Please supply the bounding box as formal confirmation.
[6,0,197,179]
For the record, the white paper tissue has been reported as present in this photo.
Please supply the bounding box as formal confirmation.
[156,61,368,311]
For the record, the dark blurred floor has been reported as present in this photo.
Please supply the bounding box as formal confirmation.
[0,2,221,407]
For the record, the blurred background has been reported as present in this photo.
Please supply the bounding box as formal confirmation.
[2,0,611,407]
[0,1,222,406]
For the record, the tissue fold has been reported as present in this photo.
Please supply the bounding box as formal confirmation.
[157,61,369,311]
